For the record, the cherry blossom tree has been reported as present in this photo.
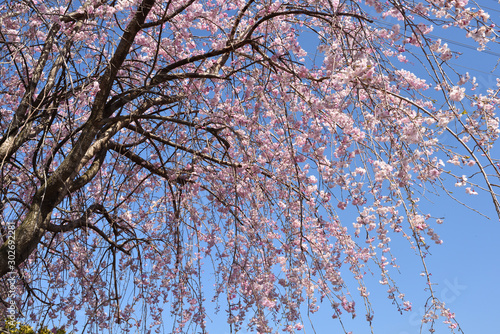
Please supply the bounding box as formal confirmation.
[0,0,498,332]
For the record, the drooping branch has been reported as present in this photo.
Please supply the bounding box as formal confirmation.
[122,123,238,167]
[107,140,175,180]
[150,38,259,85]
[243,9,373,40]
[140,0,197,29]
[45,204,131,255]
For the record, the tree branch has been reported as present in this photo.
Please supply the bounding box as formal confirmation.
[46,204,131,255]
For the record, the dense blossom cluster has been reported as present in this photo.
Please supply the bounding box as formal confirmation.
[0,0,498,333]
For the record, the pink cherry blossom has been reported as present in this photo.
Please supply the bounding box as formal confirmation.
[0,0,498,333]
[449,86,466,101]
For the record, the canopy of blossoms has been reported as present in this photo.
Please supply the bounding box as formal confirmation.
[0,0,498,333]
